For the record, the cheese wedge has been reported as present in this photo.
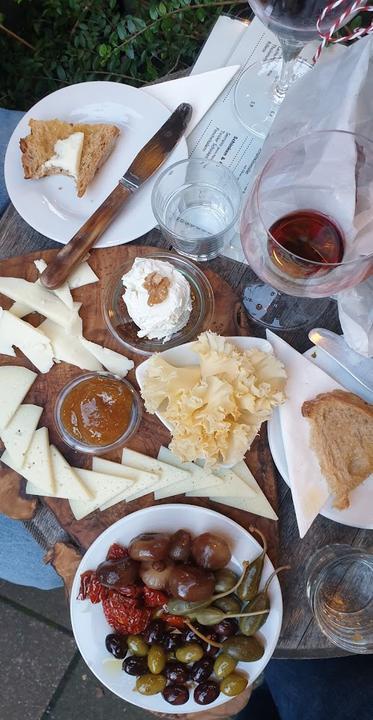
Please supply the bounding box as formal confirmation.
[210,462,278,520]
[121,448,191,501]
[67,260,99,289]
[0,365,37,430]
[26,446,93,500]
[0,277,77,329]
[0,308,54,373]
[39,319,103,371]
[93,457,157,510]
[2,427,55,494]
[188,466,255,498]
[79,338,134,378]
[34,259,74,310]
[69,468,135,520]
[155,447,223,500]
[1,404,43,465]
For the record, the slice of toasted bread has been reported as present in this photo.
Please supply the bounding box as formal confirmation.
[20,119,120,197]
[302,389,373,510]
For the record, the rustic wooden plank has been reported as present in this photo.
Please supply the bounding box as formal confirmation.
[1,203,372,659]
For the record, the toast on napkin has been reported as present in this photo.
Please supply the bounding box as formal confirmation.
[302,389,373,510]
[20,119,120,196]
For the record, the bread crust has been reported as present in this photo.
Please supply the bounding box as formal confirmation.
[20,119,120,196]
[302,390,373,510]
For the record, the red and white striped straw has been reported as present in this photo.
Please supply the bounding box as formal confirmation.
[313,0,373,62]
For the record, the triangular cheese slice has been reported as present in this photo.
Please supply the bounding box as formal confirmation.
[69,468,135,520]
[50,445,92,499]
[1,404,43,466]
[0,365,37,430]
[231,461,278,520]
[22,427,55,493]
[0,308,54,373]
[267,330,342,537]
[39,319,103,371]
[79,338,134,378]
[0,277,77,329]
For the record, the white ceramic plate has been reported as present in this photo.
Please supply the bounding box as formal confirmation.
[70,504,283,714]
[136,335,273,436]
[268,347,373,530]
[5,81,188,247]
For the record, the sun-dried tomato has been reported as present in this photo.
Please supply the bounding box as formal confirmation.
[143,587,168,608]
[117,585,143,599]
[78,570,108,604]
[106,543,129,561]
[162,613,186,629]
[102,591,152,634]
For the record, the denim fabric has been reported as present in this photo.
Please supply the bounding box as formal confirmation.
[236,655,373,720]
[0,514,63,589]
[0,108,24,215]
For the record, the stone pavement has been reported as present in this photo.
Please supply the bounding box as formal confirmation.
[0,580,154,720]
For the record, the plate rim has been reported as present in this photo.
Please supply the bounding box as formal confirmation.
[5,80,188,246]
[70,503,283,714]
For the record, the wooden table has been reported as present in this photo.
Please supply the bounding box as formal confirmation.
[0,203,371,659]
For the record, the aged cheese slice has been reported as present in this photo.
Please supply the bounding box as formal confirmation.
[1,404,43,465]
[50,445,92,499]
[69,468,135,520]
[188,466,255,498]
[155,447,222,499]
[0,277,77,329]
[79,338,134,378]
[68,261,99,289]
[39,319,103,371]
[93,457,157,510]
[0,308,54,373]
[34,259,74,309]
[121,448,191,501]
[23,427,55,493]
[0,365,37,430]
[231,461,278,520]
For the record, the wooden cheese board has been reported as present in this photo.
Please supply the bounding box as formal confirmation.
[0,245,279,561]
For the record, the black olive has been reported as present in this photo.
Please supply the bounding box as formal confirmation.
[105,633,127,659]
[162,684,189,705]
[190,657,214,683]
[194,680,220,705]
[213,618,239,641]
[142,620,165,645]
[122,656,148,676]
[162,631,183,652]
[164,661,189,684]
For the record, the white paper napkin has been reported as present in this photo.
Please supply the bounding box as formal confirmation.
[143,66,239,136]
[267,330,344,538]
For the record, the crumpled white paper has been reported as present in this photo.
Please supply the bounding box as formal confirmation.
[254,36,373,355]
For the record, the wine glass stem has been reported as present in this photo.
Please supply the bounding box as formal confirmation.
[273,40,303,102]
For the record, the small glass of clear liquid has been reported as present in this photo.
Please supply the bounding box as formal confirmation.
[152,159,242,261]
[306,545,373,654]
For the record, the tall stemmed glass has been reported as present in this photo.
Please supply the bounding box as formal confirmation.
[234,1,357,139]
[240,130,373,330]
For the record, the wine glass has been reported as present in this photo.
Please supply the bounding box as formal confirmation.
[240,130,373,330]
[234,1,357,138]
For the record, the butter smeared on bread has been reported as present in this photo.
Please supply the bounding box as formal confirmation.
[20,119,120,197]
[302,390,373,510]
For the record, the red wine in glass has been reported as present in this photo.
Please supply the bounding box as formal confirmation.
[268,209,345,279]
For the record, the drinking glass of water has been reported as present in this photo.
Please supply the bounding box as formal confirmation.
[152,159,242,261]
[306,545,373,654]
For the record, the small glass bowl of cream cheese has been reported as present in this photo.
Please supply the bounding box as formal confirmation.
[103,252,214,356]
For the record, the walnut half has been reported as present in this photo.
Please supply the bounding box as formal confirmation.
[143,271,170,305]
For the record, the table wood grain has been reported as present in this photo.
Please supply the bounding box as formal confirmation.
[0,203,371,659]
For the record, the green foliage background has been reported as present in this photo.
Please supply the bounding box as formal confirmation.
[0,0,247,110]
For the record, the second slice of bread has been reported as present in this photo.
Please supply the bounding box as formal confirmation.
[302,389,373,510]
[20,119,120,197]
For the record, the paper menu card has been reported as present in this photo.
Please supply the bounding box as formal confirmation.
[267,331,343,538]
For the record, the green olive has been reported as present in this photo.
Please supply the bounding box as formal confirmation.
[176,642,204,664]
[135,674,167,695]
[127,635,149,657]
[213,595,242,615]
[214,568,238,593]
[213,653,237,680]
[147,644,166,674]
[220,672,248,696]
[222,635,264,662]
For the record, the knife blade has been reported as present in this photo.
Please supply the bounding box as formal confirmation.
[40,103,192,290]
[309,328,373,394]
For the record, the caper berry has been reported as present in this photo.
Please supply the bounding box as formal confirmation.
[176,642,204,664]
[213,595,242,615]
[214,568,238,593]
[135,673,167,696]
[220,672,248,696]
[222,635,264,662]
[147,644,166,674]
[213,653,237,680]
[127,634,149,657]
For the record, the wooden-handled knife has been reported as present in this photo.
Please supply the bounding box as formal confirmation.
[40,103,192,290]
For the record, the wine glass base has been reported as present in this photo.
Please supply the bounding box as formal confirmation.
[243,282,332,331]
[234,58,311,139]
